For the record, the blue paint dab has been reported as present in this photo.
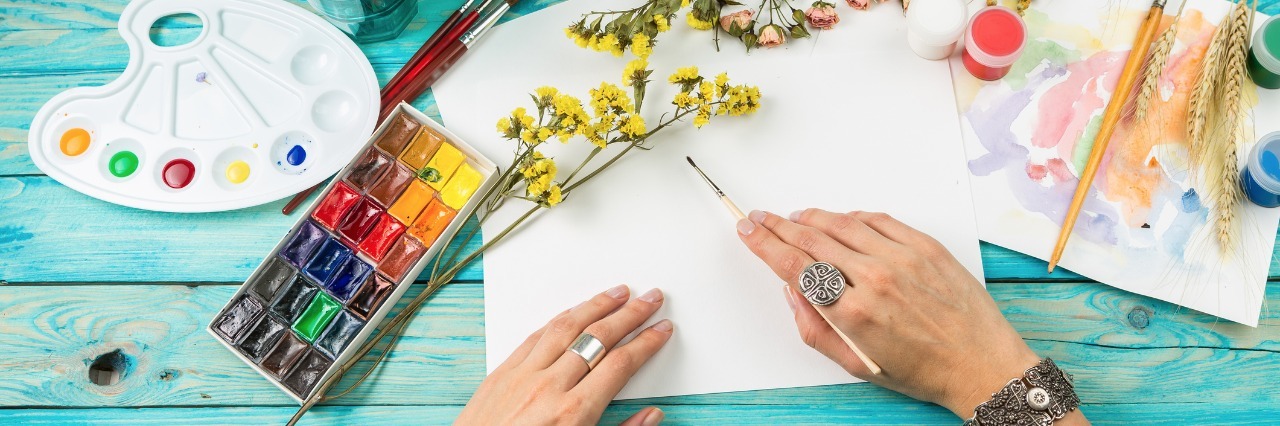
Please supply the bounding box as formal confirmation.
[1180,189,1202,213]
[1262,149,1280,181]
[287,145,307,166]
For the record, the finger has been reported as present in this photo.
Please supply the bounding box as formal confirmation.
[751,210,864,266]
[526,285,631,368]
[784,285,873,379]
[573,320,674,406]
[788,208,902,255]
[737,213,818,284]
[494,309,568,373]
[548,288,666,386]
[620,407,665,426]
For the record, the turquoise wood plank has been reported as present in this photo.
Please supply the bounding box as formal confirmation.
[0,176,484,283]
[1,281,1276,407]
[2,403,1279,425]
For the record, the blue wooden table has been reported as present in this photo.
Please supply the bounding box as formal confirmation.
[2,0,1280,423]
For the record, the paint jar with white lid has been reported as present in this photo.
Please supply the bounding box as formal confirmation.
[1242,131,1280,208]
[906,0,968,60]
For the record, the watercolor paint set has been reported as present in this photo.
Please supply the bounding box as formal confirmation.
[207,104,497,402]
[26,0,378,212]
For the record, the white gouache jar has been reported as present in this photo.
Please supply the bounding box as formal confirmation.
[906,0,969,60]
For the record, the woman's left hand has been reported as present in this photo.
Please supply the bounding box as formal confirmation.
[456,285,673,426]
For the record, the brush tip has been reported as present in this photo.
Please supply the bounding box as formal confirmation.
[686,156,697,168]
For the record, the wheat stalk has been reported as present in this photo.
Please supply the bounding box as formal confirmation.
[1135,1,1187,121]
[1186,7,1230,169]
[1016,0,1031,16]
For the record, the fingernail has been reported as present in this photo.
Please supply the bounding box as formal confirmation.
[789,210,804,222]
[639,288,664,303]
[606,284,629,299]
[783,285,798,313]
[652,319,674,333]
[642,408,665,426]
[749,210,767,224]
[736,219,756,236]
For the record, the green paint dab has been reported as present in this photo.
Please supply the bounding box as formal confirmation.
[108,151,139,178]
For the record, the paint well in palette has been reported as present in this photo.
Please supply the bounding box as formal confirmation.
[248,257,295,301]
[280,220,327,268]
[408,198,456,245]
[337,197,382,244]
[108,151,139,178]
[60,128,90,157]
[422,143,465,191]
[398,127,444,171]
[238,315,288,361]
[388,180,434,224]
[212,295,265,342]
[368,163,416,207]
[162,158,196,189]
[350,274,395,319]
[292,291,341,342]
[226,160,251,184]
[260,331,308,378]
[303,237,352,285]
[374,113,421,154]
[269,275,319,323]
[324,256,373,302]
[440,162,482,210]
[315,311,364,359]
[377,235,426,282]
[345,149,392,191]
[357,213,406,261]
[282,349,333,396]
[312,182,361,230]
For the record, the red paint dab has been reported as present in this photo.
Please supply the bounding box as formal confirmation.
[163,159,195,189]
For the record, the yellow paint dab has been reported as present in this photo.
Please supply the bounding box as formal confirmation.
[60,128,90,157]
[226,160,251,184]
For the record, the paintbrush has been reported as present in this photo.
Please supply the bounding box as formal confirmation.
[1048,0,1166,273]
[686,157,883,375]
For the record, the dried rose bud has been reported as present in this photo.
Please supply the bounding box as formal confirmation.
[720,9,754,33]
[804,2,840,30]
[757,24,786,47]
[846,0,870,10]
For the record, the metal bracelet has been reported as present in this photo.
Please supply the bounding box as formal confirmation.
[962,358,1080,426]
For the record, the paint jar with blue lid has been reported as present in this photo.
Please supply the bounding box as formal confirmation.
[1242,131,1280,207]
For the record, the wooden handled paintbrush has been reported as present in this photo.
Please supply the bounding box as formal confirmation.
[1048,0,1167,272]
[687,157,883,375]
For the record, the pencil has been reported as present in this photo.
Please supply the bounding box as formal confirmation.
[1047,0,1166,272]
[686,157,883,375]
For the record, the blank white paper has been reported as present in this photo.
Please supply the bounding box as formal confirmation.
[434,0,984,399]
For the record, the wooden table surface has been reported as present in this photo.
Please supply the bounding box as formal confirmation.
[3,0,1280,423]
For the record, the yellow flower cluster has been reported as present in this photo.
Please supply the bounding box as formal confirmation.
[631,33,652,59]
[686,13,714,30]
[666,67,762,128]
[519,152,563,207]
[563,1,676,59]
[653,14,670,32]
[622,58,648,86]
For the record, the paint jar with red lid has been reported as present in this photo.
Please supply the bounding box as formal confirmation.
[962,6,1027,81]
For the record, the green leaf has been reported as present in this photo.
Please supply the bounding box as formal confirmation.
[742,32,758,48]
[792,9,806,23]
[728,21,743,37]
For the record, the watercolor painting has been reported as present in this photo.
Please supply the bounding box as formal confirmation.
[953,0,1280,326]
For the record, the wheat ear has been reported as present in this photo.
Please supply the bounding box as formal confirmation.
[1016,0,1031,16]
[1212,0,1255,252]
[1186,5,1231,170]
[1135,1,1187,121]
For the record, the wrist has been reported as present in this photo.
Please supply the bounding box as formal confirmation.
[941,347,1042,418]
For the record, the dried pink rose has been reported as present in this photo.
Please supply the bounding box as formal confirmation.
[720,10,754,32]
[846,0,870,10]
[805,2,840,29]
[758,24,786,47]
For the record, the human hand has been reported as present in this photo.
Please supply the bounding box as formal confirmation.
[456,285,672,426]
[736,209,1051,419]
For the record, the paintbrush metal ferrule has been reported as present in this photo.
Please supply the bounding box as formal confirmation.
[686,157,746,221]
[462,1,509,46]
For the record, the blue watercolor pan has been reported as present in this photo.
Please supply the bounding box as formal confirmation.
[303,237,351,285]
[324,256,373,302]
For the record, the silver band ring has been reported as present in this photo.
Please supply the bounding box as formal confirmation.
[567,333,607,370]
[799,261,847,306]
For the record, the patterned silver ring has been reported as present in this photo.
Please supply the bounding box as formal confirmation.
[799,261,847,306]
[567,333,606,370]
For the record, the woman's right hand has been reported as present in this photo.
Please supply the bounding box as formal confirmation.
[736,209,1085,423]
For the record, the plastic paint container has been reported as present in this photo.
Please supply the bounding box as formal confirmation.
[307,0,417,43]
[906,0,968,60]
[962,6,1027,81]
[1248,15,1280,90]
[1242,131,1280,208]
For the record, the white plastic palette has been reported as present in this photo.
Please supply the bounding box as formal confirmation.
[27,0,379,212]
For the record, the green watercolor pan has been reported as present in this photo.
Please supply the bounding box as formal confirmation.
[206,103,498,403]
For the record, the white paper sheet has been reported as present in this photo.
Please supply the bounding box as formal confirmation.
[951,0,1279,326]
[434,1,984,399]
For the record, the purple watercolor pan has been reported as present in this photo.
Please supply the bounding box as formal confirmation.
[206,104,496,403]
